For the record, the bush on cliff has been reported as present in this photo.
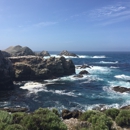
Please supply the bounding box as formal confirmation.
[20,108,67,130]
[79,110,113,130]
[115,110,130,127]
[105,108,120,120]
[0,108,67,130]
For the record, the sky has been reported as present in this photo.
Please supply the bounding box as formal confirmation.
[0,0,130,51]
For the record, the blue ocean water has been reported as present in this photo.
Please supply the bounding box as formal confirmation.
[0,51,130,112]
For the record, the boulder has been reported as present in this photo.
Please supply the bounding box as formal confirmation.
[9,56,75,81]
[4,45,35,56]
[79,70,89,75]
[37,51,50,57]
[59,50,78,57]
[112,86,130,93]
[73,74,83,78]
[62,109,82,119]
[0,50,14,90]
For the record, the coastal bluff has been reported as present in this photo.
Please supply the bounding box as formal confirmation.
[9,56,75,81]
[0,51,14,90]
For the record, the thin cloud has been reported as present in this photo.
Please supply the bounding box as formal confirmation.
[88,2,130,25]
[34,22,58,27]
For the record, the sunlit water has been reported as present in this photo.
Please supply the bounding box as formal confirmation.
[0,52,130,112]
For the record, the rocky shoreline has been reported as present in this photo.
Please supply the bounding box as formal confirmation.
[0,45,76,90]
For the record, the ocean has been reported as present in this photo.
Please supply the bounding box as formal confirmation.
[0,51,130,112]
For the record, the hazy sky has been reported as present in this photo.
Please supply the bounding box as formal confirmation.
[0,0,130,51]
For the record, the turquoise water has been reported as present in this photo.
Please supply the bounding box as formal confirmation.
[0,52,130,112]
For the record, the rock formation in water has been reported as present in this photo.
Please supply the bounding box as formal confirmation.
[9,56,75,81]
[37,51,50,57]
[0,50,14,90]
[59,50,78,57]
[112,86,130,93]
[4,45,35,56]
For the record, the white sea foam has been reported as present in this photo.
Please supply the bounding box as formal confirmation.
[110,66,119,68]
[99,61,118,64]
[114,74,130,81]
[20,82,46,93]
[92,55,106,58]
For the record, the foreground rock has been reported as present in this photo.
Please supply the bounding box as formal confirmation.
[1,51,11,57]
[62,109,82,119]
[0,51,14,90]
[4,45,35,56]
[59,50,78,57]
[63,118,90,130]
[112,86,130,93]
[37,50,50,57]
[9,56,75,81]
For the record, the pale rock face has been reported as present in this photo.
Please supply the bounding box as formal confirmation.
[4,45,35,56]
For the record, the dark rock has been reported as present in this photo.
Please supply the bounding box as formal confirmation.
[79,70,89,75]
[4,45,35,56]
[0,107,28,112]
[9,56,75,81]
[0,50,14,90]
[74,74,83,78]
[59,50,78,57]
[1,51,11,57]
[80,64,91,69]
[112,86,130,93]
[37,51,50,57]
[62,109,82,119]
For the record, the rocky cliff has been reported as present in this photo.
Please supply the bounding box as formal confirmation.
[0,51,14,90]
[9,56,75,81]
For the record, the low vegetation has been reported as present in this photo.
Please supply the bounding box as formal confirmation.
[1,107,130,130]
[0,108,67,130]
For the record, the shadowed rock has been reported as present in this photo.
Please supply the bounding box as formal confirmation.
[0,50,14,90]
[112,86,130,93]
[79,70,89,75]
[62,109,82,119]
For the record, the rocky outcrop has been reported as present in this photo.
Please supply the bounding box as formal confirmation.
[0,50,14,90]
[112,86,130,93]
[59,50,78,57]
[79,70,89,75]
[37,51,50,57]
[9,56,75,81]
[4,45,35,56]
[1,51,11,57]
[62,109,82,119]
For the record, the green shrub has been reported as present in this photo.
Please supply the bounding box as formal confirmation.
[115,110,130,127]
[105,108,119,120]
[20,108,67,130]
[79,110,97,121]
[0,110,13,124]
[12,112,25,124]
[4,124,25,130]
[79,110,113,130]
[0,122,7,130]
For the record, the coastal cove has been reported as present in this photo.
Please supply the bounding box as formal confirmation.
[0,51,130,112]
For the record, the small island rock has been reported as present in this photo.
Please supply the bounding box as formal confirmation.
[112,86,130,93]
[59,50,78,57]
